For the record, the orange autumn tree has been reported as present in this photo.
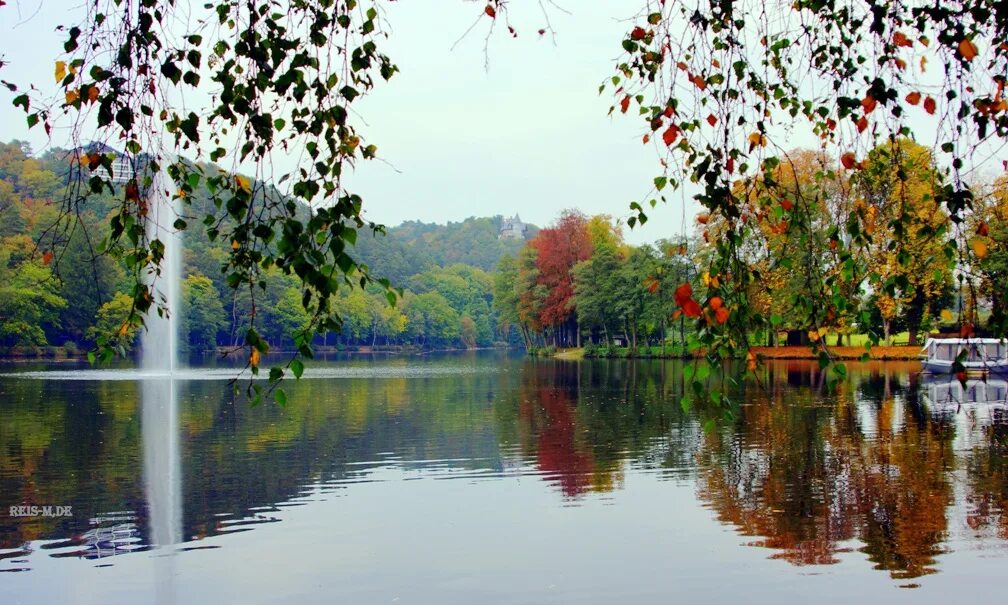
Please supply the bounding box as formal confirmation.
[707,148,857,346]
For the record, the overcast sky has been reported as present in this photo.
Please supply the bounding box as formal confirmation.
[0,1,699,244]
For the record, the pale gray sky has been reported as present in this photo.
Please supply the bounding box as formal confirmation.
[0,1,696,244]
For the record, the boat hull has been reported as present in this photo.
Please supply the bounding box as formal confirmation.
[921,359,1008,376]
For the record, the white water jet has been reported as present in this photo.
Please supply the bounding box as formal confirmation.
[141,164,183,375]
[139,162,184,604]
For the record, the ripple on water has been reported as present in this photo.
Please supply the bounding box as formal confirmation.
[0,364,498,381]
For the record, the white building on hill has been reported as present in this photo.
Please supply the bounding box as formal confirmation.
[499,214,528,240]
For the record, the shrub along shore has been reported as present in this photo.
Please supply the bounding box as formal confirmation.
[540,344,922,361]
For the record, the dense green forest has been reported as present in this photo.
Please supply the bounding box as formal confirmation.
[0,140,533,355]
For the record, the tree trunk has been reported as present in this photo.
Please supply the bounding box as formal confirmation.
[883,318,891,346]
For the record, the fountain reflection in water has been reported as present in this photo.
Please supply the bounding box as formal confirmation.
[140,164,183,604]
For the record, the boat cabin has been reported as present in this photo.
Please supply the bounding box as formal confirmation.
[922,337,1008,373]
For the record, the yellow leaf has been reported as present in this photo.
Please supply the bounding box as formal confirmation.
[231,239,240,250]
[972,238,988,259]
[250,348,260,368]
[55,61,66,82]
[940,309,954,322]
[234,174,251,193]
[65,89,79,105]
[808,329,820,342]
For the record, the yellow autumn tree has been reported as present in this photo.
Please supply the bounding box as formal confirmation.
[971,175,1008,333]
[856,139,953,345]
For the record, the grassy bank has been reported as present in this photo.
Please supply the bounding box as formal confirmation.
[547,344,922,361]
[750,345,921,360]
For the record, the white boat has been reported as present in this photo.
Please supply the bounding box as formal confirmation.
[920,337,1008,375]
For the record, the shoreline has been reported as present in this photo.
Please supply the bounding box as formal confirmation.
[550,345,923,361]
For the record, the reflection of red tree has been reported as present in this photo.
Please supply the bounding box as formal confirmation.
[532,386,596,498]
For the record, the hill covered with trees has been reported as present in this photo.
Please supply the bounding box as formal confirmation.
[0,140,535,356]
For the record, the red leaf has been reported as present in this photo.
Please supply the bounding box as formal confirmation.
[642,134,650,144]
[484,4,496,18]
[662,124,679,146]
[905,91,921,105]
[780,199,793,211]
[42,250,53,266]
[682,299,702,318]
[861,95,877,114]
[620,95,630,113]
[923,96,937,114]
[708,296,723,310]
[856,116,868,132]
[715,307,729,324]
[892,31,912,48]
[706,114,717,126]
[630,27,646,41]
[959,38,979,61]
[674,283,693,306]
[840,152,856,169]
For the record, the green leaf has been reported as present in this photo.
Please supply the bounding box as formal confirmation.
[291,358,304,379]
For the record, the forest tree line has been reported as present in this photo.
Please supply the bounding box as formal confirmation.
[2,138,1007,357]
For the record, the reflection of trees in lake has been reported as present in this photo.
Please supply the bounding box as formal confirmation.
[697,362,954,579]
[0,379,144,549]
[500,360,695,498]
[963,410,1008,540]
[4,356,1008,581]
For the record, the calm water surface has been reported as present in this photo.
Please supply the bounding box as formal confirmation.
[1,352,1007,604]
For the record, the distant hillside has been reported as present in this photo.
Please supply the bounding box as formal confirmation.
[352,216,538,286]
[0,140,535,352]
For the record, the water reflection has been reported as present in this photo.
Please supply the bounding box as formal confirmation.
[1,355,1008,589]
[142,377,182,605]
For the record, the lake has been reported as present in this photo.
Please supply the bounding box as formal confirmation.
[1,352,1007,604]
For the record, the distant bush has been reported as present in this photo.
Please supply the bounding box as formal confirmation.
[582,342,598,357]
